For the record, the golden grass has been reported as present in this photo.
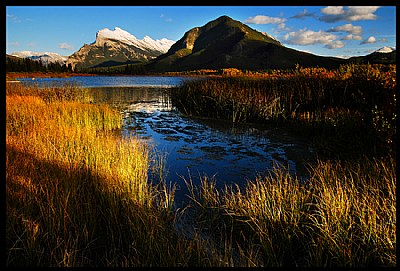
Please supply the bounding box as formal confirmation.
[183,157,396,266]
[6,83,177,266]
[305,158,396,266]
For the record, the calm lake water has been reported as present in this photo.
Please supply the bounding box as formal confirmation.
[17,75,190,88]
[19,76,316,206]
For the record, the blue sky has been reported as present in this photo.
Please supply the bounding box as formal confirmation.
[6,6,396,58]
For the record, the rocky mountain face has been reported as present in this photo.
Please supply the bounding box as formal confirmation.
[146,15,347,72]
[66,27,175,71]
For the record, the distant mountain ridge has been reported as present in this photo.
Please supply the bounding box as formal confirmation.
[11,51,67,65]
[348,46,396,65]
[9,17,396,73]
[65,27,175,71]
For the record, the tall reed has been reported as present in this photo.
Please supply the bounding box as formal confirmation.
[182,156,396,266]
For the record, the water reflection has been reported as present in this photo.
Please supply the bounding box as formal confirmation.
[90,87,315,205]
[90,86,172,112]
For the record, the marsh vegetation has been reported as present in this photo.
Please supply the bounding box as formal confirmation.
[171,64,396,159]
[6,64,396,266]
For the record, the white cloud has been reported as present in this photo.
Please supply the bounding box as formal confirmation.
[327,23,362,35]
[160,13,173,23]
[6,14,21,23]
[277,23,288,30]
[290,9,318,19]
[244,15,286,25]
[346,6,380,21]
[245,15,288,32]
[327,23,363,41]
[7,13,32,23]
[284,28,345,49]
[58,42,74,51]
[361,36,376,44]
[320,6,380,22]
[321,6,345,15]
[284,28,336,45]
[342,34,362,40]
[325,40,345,49]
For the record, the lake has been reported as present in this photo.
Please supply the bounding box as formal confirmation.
[17,75,190,88]
[18,76,316,206]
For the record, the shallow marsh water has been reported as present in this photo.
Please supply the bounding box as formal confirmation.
[89,86,316,206]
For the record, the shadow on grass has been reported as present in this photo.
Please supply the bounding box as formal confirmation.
[6,145,180,267]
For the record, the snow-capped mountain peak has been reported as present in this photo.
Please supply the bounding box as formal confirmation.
[94,27,174,53]
[96,27,139,44]
[66,27,175,70]
[143,35,154,42]
[142,35,175,53]
[375,46,396,53]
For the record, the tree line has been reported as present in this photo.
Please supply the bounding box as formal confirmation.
[73,63,147,75]
[6,56,73,73]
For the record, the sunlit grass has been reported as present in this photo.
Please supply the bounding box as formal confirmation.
[306,157,396,266]
[182,157,396,267]
[6,82,181,266]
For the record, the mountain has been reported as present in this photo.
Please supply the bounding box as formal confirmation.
[66,27,175,71]
[348,46,396,65]
[145,15,346,72]
[11,51,67,65]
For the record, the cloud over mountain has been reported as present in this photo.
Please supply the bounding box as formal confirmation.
[341,34,362,41]
[283,28,337,46]
[327,23,362,35]
[244,15,287,30]
[245,15,286,25]
[327,23,363,41]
